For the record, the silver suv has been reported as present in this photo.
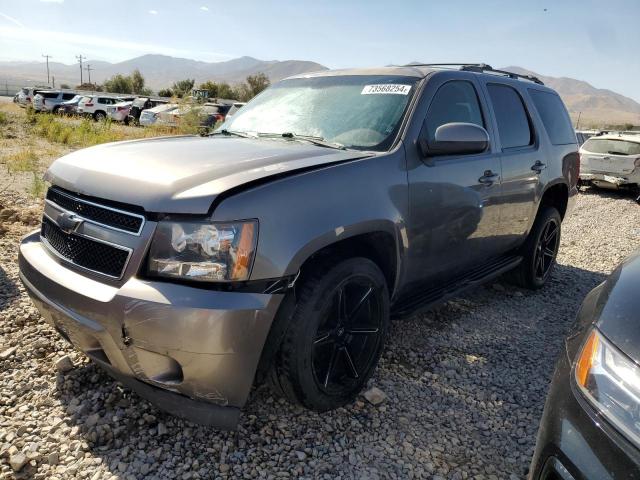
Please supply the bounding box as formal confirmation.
[19,64,578,429]
[33,91,78,113]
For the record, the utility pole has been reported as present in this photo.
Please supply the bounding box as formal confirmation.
[85,64,93,85]
[76,54,86,85]
[42,54,52,85]
[575,111,582,130]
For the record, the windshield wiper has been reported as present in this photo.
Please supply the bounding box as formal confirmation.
[257,132,347,150]
[209,129,255,138]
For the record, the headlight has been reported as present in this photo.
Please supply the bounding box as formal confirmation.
[148,220,257,282]
[575,328,640,447]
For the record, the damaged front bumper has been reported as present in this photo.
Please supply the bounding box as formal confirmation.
[18,231,283,429]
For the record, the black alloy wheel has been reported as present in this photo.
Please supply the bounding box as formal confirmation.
[312,276,384,394]
[533,217,560,282]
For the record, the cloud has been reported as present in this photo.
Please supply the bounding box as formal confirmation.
[0,25,234,63]
[200,6,209,11]
[148,10,158,15]
[0,12,24,27]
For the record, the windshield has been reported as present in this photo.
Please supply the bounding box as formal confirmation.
[219,75,419,151]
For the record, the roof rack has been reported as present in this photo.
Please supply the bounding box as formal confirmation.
[403,63,544,85]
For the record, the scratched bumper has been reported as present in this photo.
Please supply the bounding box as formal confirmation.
[18,231,283,427]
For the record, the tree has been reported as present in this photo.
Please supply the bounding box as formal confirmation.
[60,83,70,89]
[246,73,270,97]
[233,73,270,102]
[131,69,146,94]
[171,79,195,98]
[198,81,219,99]
[103,74,132,94]
[158,88,173,98]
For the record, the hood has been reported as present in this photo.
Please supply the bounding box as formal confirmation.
[46,136,370,214]
[593,251,640,361]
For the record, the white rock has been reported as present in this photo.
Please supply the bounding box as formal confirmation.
[363,386,387,405]
[55,355,74,373]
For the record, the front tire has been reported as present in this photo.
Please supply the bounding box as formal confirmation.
[269,257,390,411]
[94,111,106,121]
[508,206,561,289]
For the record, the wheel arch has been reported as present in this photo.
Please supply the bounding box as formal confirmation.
[254,227,400,386]
[540,181,569,220]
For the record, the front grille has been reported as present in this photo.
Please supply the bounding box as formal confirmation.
[46,188,144,234]
[41,217,130,278]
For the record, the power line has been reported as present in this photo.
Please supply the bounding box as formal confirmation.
[85,64,93,85]
[42,54,52,85]
[76,54,86,85]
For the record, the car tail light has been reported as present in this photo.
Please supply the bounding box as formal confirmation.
[214,114,224,122]
[634,157,640,168]
[85,102,94,107]
[117,106,127,111]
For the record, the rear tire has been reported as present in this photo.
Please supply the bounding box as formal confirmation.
[94,111,106,121]
[269,257,390,411]
[508,206,561,289]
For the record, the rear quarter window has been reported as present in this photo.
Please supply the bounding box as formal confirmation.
[529,90,575,145]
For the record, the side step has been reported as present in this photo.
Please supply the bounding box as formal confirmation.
[391,254,522,319]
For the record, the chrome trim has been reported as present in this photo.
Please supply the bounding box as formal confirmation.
[46,188,146,236]
[41,213,133,280]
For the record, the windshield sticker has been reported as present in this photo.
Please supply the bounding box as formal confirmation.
[361,84,411,95]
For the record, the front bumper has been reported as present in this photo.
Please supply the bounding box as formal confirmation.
[19,231,283,428]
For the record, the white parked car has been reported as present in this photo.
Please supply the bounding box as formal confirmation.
[32,91,78,113]
[107,101,133,123]
[77,95,125,121]
[16,87,50,108]
[139,103,178,126]
[579,133,640,192]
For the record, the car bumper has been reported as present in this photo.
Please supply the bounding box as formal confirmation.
[18,231,284,428]
[580,172,639,187]
[529,343,640,479]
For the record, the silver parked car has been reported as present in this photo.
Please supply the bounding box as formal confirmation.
[579,133,640,194]
[33,91,78,113]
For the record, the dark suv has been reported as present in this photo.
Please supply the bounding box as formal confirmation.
[19,64,578,429]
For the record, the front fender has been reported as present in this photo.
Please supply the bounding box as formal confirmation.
[211,150,409,288]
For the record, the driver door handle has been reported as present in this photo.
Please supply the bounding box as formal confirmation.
[531,160,546,174]
[478,170,499,186]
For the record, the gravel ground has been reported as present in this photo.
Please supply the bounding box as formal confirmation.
[1,188,639,480]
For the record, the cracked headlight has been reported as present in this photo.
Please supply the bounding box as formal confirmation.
[575,328,640,448]
[148,220,257,282]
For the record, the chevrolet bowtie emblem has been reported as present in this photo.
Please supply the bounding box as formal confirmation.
[57,212,84,234]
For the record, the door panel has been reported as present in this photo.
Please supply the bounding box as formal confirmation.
[406,154,502,287]
[404,78,503,290]
[482,82,542,249]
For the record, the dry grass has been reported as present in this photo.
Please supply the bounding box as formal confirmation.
[0,100,208,197]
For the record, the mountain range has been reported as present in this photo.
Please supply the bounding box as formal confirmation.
[1,55,638,127]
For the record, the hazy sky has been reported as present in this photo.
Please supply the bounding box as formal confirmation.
[1,0,639,101]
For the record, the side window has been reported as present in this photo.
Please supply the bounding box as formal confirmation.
[44,92,58,99]
[487,84,533,149]
[62,93,75,100]
[425,81,484,143]
[529,90,575,145]
[98,98,107,104]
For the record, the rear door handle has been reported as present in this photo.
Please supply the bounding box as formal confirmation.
[531,161,546,174]
[478,170,499,186]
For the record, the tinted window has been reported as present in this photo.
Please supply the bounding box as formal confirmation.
[582,138,640,155]
[488,84,532,149]
[43,92,59,99]
[62,93,76,100]
[425,81,484,143]
[529,90,575,145]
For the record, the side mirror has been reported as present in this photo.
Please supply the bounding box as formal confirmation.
[419,122,489,157]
